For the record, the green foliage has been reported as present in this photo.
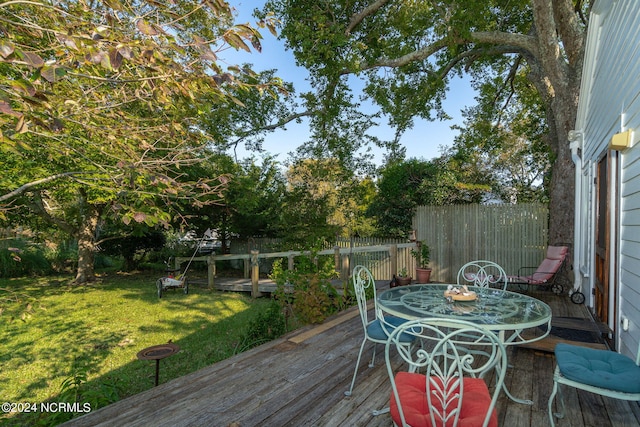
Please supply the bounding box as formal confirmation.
[45,240,78,273]
[366,159,428,237]
[235,300,287,353]
[368,157,491,237]
[38,369,122,426]
[270,252,343,324]
[0,1,285,283]
[411,242,431,268]
[449,72,551,203]
[99,230,167,271]
[265,0,585,246]
[283,158,377,240]
[224,157,288,239]
[0,239,52,278]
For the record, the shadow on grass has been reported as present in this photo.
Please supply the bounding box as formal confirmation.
[0,273,276,427]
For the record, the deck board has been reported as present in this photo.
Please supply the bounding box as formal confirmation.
[61,288,640,427]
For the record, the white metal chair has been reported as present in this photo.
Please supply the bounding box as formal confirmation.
[548,341,640,426]
[385,318,507,427]
[344,265,415,397]
[457,260,508,290]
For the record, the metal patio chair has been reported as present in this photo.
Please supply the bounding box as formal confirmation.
[548,341,640,426]
[344,265,416,397]
[457,260,508,290]
[385,318,507,427]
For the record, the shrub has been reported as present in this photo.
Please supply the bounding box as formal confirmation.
[99,231,166,271]
[270,251,343,324]
[36,369,122,426]
[46,239,78,273]
[235,300,287,353]
[0,239,52,278]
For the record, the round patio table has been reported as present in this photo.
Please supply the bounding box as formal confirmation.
[377,283,552,404]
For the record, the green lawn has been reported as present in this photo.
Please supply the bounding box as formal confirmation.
[0,273,275,426]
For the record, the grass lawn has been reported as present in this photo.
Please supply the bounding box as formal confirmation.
[0,272,276,426]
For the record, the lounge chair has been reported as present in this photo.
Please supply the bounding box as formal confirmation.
[507,245,569,295]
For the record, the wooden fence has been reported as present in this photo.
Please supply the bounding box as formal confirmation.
[228,237,410,281]
[175,242,416,297]
[413,203,550,282]
[190,203,550,286]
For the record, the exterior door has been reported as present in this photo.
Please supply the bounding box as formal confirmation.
[594,155,611,325]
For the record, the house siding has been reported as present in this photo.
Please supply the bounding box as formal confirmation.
[577,0,640,357]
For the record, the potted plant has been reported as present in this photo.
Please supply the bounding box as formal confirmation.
[411,241,432,283]
[395,267,412,286]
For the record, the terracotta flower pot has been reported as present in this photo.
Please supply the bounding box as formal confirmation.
[416,268,432,284]
[396,276,412,286]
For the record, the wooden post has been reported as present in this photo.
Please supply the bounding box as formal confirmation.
[341,254,349,282]
[390,244,398,278]
[348,234,353,279]
[334,246,340,275]
[243,256,250,278]
[288,253,294,271]
[251,250,260,298]
[207,254,216,289]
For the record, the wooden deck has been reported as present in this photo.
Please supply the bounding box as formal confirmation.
[188,277,344,294]
[190,276,279,293]
[61,287,640,427]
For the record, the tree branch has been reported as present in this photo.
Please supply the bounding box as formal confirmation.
[357,31,538,72]
[260,111,314,132]
[0,172,84,203]
[227,109,314,154]
[345,0,391,35]
[495,56,523,126]
[29,190,76,235]
[360,39,449,70]
[552,0,585,66]
[470,31,539,59]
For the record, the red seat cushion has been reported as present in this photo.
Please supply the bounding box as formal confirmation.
[390,372,497,427]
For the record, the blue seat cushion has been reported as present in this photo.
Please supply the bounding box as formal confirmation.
[555,343,640,393]
[367,316,414,342]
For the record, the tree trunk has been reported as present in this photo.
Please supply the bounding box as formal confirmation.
[547,136,575,246]
[529,0,583,251]
[544,79,579,287]
[74,204,100,284]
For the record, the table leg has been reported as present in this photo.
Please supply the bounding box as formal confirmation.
[499,331,534,405]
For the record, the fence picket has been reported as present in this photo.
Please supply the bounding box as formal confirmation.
[414,203,549,282]
[226,203,549,283]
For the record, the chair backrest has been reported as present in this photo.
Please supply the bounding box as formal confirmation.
[457,260,508,290]
[533,245,569,282]
[352,265,377,332]
[385,318,507,427]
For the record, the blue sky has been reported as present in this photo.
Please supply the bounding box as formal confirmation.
[225,1,475,165]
